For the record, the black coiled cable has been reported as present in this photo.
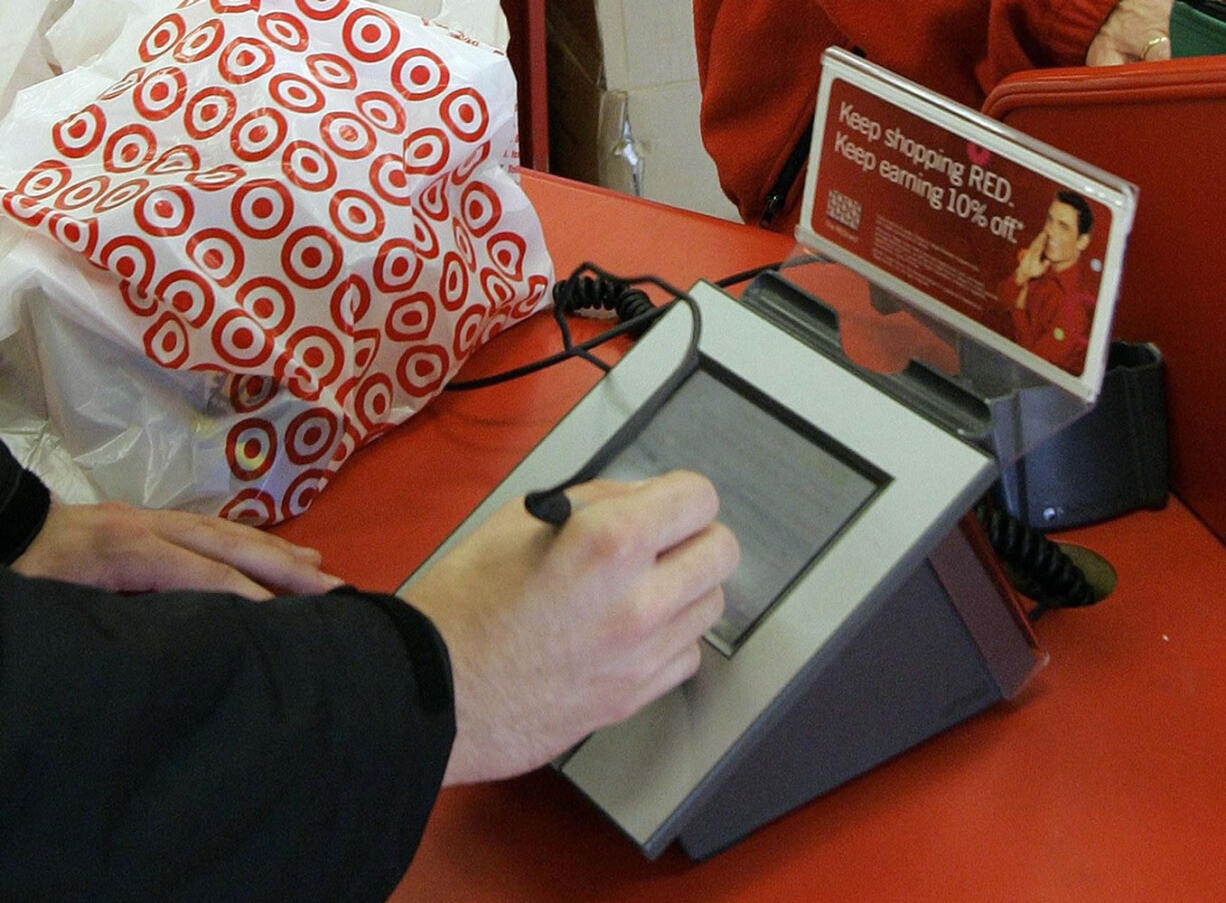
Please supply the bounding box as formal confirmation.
[552,273,657,337]
[975,496,1097,620]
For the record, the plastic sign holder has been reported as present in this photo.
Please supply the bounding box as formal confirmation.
[404,51,1134,861]
[796,48,1137,467]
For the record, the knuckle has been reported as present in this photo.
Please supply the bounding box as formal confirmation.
[608,594,657,646]
[677,644,703,682]
[709,521,741,568]
[572,511,645,567]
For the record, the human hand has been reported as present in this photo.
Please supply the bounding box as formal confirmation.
[1087,0,1175,65]
[11,500,344,600]
[403,470,740,786]
[1015,230,1050,285]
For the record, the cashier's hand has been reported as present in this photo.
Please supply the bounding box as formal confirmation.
[10,499,344,600]
[403,470,740,786]
[1087,0,1174,65]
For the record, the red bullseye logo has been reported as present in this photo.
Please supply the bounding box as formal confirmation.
[452,141,491,184]
[187,228,246,286]
[392,48,449,101]
[440,88,489,142]
[135,67,188,121]
[403,127,449,176]
[396,343,450,398]
[219,37,276,84]
[140,14,186,62]
[120,281,157,318]
[269,73,325,113]
[185,87,237,140]
[330,274,371,333]
[385,291,435,341]
[479,310,510,346]
[487,231,527,280]
[460,181,502,237]
[307,52,357,89]
[514,274,551,318]
[356,91,406,134]
[354,373,394,431]
[135,186,195,237]
[231,108,287,162]
[18,160,72,199]
[55,176,111,211]
[410,209,439,259]
[281,140,337,192]
[278,326,345,400]
[369,154,415,206]
[2,192,47,227]
[175,19,226,63]
[98,67,145,101]
[320,112,375,160]
[480,267,516,309]
[452,220,476,269]
[237,276,296,335]
[53,106,106,158]
[418,175,451,221]
[282,226,343,289]
[329,189,385,242]
[259,12,310,50]
[453,302,490,358]
[342,8,399,62]
[228,373,278,412]
[101,235,156,291]
[281,470,331,521]
[156,269,215,327]
[373,238,422,292]
[213,309,273,367]
[220,488,278,526]
[232,178,295,239]
[143,311,191,369]
[439,251,470,311]
[94,179,148,214]
[47,213,99,258]
[297,0,350,20]
[147,144,202,176]
[187,163,245,192]
[211,0,261,13]
[104,125,157,173]
[286,408,340,465]
[351,327,381,375]
[226,418,278,481]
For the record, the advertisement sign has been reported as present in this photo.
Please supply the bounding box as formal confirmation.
[797,49,1136,401]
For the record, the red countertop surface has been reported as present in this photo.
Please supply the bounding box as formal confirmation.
[273,171,1226,902]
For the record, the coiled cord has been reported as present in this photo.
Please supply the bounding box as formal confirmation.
[975,495,1097,620]
[552,273,657,337]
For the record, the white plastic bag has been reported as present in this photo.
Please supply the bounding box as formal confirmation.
[0,0,552,523]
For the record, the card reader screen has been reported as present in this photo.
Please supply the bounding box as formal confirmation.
[599,360,885,654]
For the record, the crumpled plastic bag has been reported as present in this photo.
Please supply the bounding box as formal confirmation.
[0,0,553,524]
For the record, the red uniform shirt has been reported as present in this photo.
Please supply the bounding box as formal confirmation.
[693,0,1118,226]
[996,262,1095,373]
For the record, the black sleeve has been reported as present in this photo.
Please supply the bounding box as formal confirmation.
[0,439,51,565]
[0,570,455,902]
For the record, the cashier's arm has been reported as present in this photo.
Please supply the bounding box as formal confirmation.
[403,469,740,786]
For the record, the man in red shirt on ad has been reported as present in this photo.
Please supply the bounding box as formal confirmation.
[994,189,1096,373]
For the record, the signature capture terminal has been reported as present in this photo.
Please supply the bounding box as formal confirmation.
[404,50,1136,859]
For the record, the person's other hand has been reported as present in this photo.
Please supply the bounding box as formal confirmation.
[11,500,344,600]
[1087,0,1175,64]
[403,470,740,786]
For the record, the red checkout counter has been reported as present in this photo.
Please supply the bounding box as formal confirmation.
[272,171,1226,902]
